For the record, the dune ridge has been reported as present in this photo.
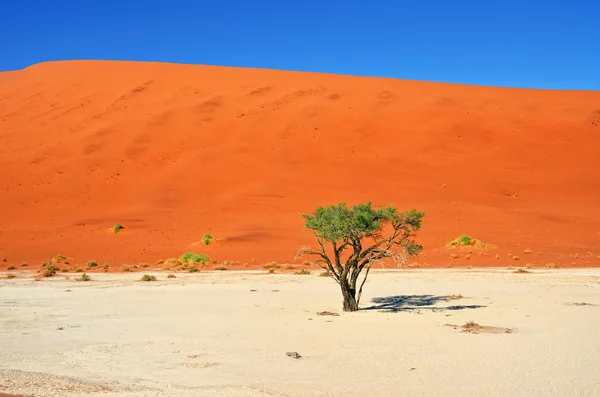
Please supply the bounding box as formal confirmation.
[1,60,600,269]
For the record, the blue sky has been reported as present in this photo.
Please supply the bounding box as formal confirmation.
[1,1,599,89]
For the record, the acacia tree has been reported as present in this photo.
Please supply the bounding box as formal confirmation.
[298,202,424,312]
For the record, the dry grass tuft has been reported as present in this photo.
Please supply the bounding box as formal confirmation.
[5,273,16,279]
[295,269,311,275]
[524,249,532,254]
[121,265,131,272]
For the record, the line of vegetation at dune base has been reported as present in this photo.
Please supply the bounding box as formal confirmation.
[2,202,596,311]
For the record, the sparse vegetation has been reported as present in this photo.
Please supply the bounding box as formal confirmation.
[448,294,464,299]
[285,264,295,270]
[53,254,67,262]
[202,233,213,246]
[164,258,182,267]
[140,274,156,281]
[167,274,176,278]
[213,265,227,271]
[121,265,131,272]
[180,252,210,266]
[21,262,28,266]
[113,223,124,233]
[42,259,52,267]
[295,269,311,275]
[61,268,69,272]
[268,268,275,274]
[188,265,199,273]
[320,271,331,277]
[5,274,16,279]
[263,262,280,269]
[298,202,424,312]
[140,263,148,268]
[514,268,530,273]
[546,263,559,269]
[449,253,459,259]
[7,265,15,270]
[513,256,520,260]
[464,321,479,328]
[465,254,472,260]
[76,273,91,282]
[495,254,500,259]
[524,249,532,254]
[446,235,488,248]
[101,264,109,271]
[155,259,165,265]
[86,261,98,268]
[75,267,84,273]
[42,265,57,277]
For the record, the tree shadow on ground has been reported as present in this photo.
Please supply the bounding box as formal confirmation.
[363,295,486,313]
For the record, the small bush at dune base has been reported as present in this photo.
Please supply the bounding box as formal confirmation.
[188,265,199,273]
[140,274,156,282]
[75,267,84,273]
[7,265,15,270]
[213,265,227,271]
[319,271,331,277]
[42,265,57,277]
[180,252,210,266]
[5,274,16,279]
[113,223,124,233]
[167,274,176,278]
[76,273,91,282]
[122,265,131,272]
[295,269,311,275]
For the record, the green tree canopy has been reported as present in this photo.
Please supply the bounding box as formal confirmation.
[299,202,425,311]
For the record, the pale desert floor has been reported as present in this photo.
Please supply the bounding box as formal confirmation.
[1,269,599,397]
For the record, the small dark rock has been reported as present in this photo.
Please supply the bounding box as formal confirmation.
[285,352,301,359]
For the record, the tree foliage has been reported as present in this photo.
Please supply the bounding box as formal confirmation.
[298,202,424,311]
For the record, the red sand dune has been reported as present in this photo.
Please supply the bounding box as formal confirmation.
[1,60,600,270]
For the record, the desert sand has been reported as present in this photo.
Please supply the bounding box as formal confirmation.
[1,61,600,270]
[1,269,599,396]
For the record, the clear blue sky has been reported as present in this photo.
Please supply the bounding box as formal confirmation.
[1,1,599,89]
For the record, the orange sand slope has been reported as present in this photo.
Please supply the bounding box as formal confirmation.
[1,60,600,269]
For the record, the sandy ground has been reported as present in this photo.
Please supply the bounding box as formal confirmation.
[1,269,599,396]
[2,61,600,268]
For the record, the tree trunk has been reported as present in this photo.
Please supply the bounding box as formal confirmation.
[341,280,358,312]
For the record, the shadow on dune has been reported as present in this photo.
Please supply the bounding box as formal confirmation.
[363,295,486,313]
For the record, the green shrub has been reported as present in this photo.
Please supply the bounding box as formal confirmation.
[76,273,91,282]
[113,223,124,233]
[202,233,213,246]
[42,265,57,277]
[446,235,472,247]
[180,252,210,265]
